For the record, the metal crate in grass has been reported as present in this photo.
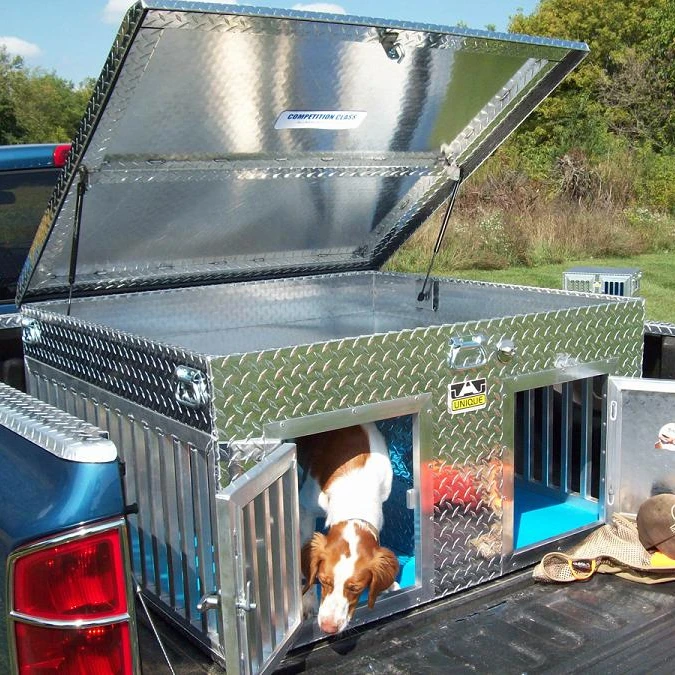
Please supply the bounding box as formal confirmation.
[563,267,642,297]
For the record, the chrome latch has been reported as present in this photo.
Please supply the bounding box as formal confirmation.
[448,335,488,370]
[21,317,41,345]
[174,365,209,409]
[236,580,257,613]
[197,592,220,613]
[496,338,517,363]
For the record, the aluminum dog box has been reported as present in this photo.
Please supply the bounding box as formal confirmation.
[15,3,671,673]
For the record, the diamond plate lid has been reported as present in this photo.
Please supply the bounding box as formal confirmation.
[17,1,588,303]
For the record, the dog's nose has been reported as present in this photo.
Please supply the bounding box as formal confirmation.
[319,618,341,634]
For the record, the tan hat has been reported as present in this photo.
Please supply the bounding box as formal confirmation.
[637,494,675,558]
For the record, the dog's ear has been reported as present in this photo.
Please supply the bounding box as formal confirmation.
[301,532,326,593]
[367,546,399,608]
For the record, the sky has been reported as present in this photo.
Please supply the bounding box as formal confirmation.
[0,0,540,86]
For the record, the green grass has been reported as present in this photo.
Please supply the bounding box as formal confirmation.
[387,252,675,324]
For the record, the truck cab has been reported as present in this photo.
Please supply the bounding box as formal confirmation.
[0,143,70,390]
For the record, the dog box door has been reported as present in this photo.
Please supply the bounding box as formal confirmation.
[606,377,675,518]
[216,442,302,675]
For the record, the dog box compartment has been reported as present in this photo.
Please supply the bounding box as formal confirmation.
[13,2,662,673]
[294,416,418,590]
[509,374,607,551]
[275,409,429,646]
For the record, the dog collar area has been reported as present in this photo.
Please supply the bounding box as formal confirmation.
[345,518,380,543]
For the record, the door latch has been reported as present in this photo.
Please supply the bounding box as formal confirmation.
[174,365,209,409]
[235,580,257,613]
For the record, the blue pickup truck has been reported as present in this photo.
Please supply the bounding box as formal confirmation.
[0,144,70,391]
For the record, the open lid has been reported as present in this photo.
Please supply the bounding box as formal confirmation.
[17,1,588,303]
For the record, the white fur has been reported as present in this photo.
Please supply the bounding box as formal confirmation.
[316,521,361,632]
[299,423,394,632]
[299,422,392,545]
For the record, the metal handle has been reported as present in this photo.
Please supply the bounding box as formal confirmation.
[448,335,488,370]
[174,365,209,409]
[236,580,257,612]
[22,318,41,345]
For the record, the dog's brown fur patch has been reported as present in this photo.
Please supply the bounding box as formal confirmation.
[297,425,370,491]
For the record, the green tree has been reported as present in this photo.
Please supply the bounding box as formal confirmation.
[508,0,670,158]
[0,46,93,144]
[0,48,26,144]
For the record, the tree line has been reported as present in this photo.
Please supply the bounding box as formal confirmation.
[0,48,93,145]
[2,0,674,212]
[501,0,675,212]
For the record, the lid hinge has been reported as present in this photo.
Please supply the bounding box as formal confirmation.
[380,31,405,63]
[66,166,89,316]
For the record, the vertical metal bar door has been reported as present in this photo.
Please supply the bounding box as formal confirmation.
[216,442,302,675]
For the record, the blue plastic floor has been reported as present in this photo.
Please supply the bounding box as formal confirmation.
[514,480,599,549]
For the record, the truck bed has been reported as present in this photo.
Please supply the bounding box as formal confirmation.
[138,569,675,674]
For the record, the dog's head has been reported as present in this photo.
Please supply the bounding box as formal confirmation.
[301,520,399,634]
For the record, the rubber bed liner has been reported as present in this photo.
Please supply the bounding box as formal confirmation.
[279,571,675,674]
[138,570,675,674]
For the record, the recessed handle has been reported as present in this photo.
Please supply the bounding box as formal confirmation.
[448,335,488,370]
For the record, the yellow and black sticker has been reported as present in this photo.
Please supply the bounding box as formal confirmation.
[448,378,487,414]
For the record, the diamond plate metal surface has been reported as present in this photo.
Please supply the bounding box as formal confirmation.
[21,306,212,432]
[143,3,588,56]
[0,313,21,330]
[209,291,644,596]
[0,381,116,462]
[16,2,145,304]
[23,272,644,601]
[17,3,587,303]
[644,321,675,337]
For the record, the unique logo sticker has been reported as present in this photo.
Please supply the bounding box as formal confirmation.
[655,422,675,451]
[448,378,487,414]
[274,110,367,130]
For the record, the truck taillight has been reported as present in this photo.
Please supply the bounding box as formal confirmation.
[14,622,132,675]
[13,530,127,620]
[9,521,137,675]
[52,143,71,168]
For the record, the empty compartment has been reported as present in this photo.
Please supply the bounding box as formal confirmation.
[512,375,606,549]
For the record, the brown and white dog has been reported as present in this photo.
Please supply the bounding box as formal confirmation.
[297,423,399,634]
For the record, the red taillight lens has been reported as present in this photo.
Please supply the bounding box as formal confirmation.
[15,622,132,675]
[14,530,127,620]
[52,143,71,168]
